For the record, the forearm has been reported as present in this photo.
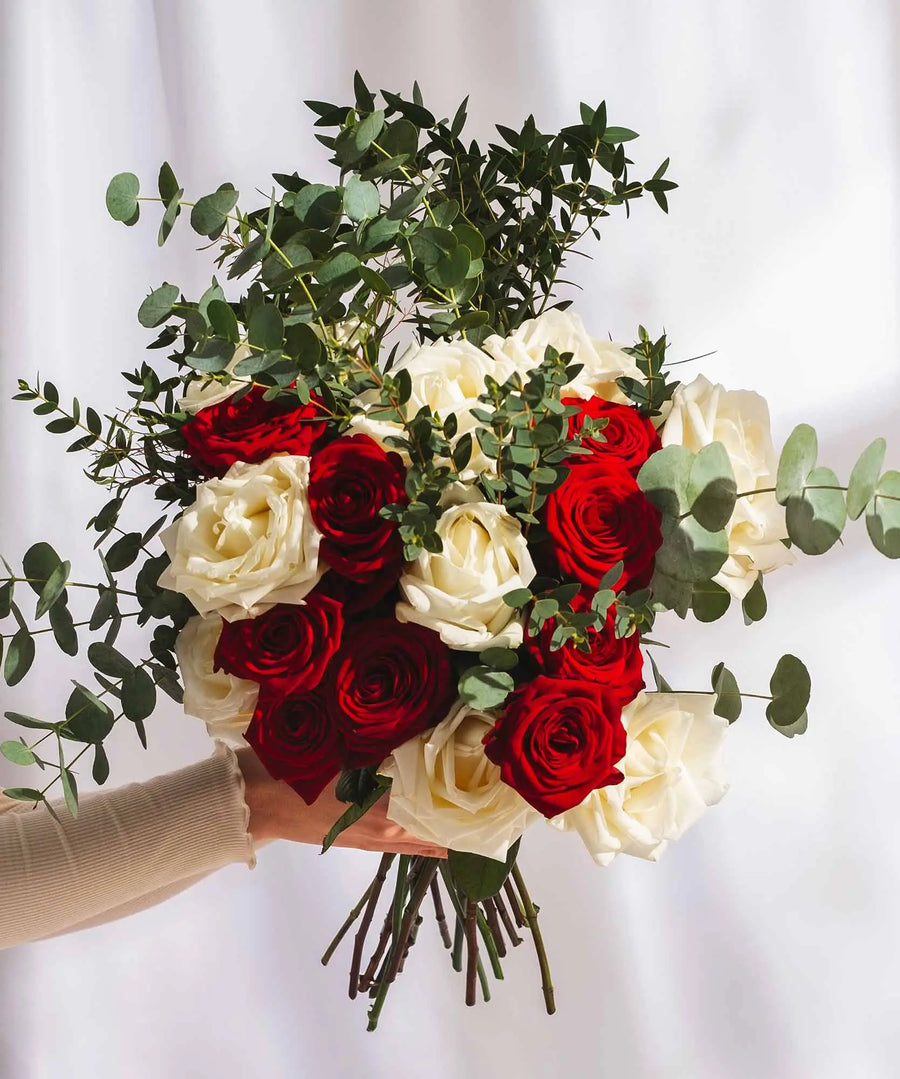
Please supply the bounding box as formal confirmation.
[0,743,254,949]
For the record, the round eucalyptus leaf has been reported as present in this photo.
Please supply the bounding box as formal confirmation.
[343,175,381,223]
[711,662,742,722]
[137,283,179,328]
[190,186,239,237]
[775,423,817,505]
[846,437,886,521]
[691,580,732,623]
[105,172,140,223]
[637,444,694,517]
[655,515,729,583]
[687,442,737,532]
[865,470,900,558]
[741,574,767,624]
[458,665,514,710]
[294,184,342,229]
[785,466,846,555]
[766,653,811,734]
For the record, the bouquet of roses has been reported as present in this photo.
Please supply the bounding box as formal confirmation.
[3,75,898,1029]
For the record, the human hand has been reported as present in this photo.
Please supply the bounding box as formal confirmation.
[236,748,446,858]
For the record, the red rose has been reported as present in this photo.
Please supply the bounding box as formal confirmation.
[308,435,407,581]
[328,617,455,768]
[565,397,661,474]
[214,594,343,694]
[315,566,399,617]
[244,688,343,805]
[525,598,644,707]
[483,675,626,817]
[544,458,661,593]
[182,386,327,475]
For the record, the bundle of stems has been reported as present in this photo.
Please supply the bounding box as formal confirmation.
[320,853,555,1030]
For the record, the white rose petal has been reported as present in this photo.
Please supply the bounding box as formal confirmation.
[175,614,258,744]
[550,691,729,865]
[396,499,536,650]
[350,337,518,475]
[661,373,795,599]
[158,455,323,621]
[178,344,253,414]
[483,309,641,402]
[381,701,540,860]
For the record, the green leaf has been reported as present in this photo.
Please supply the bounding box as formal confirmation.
[479,647,519,671]
[741,575,767,624]
[647,651,673,693]
[157,161,179,203]
[1,740,36,766]
[687,442,737,532]
[60,762,78,819]
[346,109,385,160]
[448,840,520,901]
[785,466,846,555]
[429,245,470,289]
[602,126,639,143]
[105,172,140,224]
[293,184,342,228]
[766,654,811,737]
[104,533,142,572]
[334,767,380,805]
[158,189,183,246]
[866,470,900,558]
[316,251,360,285]
[64,684,115,743]
[121,667,156,722]
[343,174,381,222]
[206,299,240,344]
[321,780,389,853]
[711,661,742,722]
[847,438,886,520]
[88,641,135,680]
[776,423,817,505]
[655,515,729,583]
[138,283,180,328]
[0,579,12,619]
[23,542,61,595]
[92,743,110,786]
[691,580,731,623]
[4,629,34,686]
[4,712,57,731]
[190,186,239,237]
[186,337,235,373]
[35,560,70,619]
[458,665,514,710]
[248,303,284,351]
[637,444,693,517]
[2,788,43,804]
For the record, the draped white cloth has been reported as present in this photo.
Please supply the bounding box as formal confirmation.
[2,1,899,1075]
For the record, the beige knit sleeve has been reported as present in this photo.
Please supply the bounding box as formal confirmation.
[0,743,256,949]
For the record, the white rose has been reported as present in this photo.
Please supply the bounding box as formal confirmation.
[175,615,258,744]
[661,374,795,599]
[157,455,323,621]
[178,344,253,414]
[381,700,540,860]
[551,691,729,865]
[350,337,517,474]
[483,309,641,402]
[395,499,536,650]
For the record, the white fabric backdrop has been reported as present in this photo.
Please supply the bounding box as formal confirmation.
[2,1,899,1076]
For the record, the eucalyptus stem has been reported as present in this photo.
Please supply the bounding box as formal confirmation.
[511,864,556,1016]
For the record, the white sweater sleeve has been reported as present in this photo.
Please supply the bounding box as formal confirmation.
[0,743,256,949]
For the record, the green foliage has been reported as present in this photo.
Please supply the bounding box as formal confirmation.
[710,662,742,722]
[866,471,900,558]
[458,665,515,710]
[105,173,140,225]
[321,776,391,853]
[766,654,810,737]
[846,438,886,520]
[448,839,521,900]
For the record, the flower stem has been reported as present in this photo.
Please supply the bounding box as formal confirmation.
[511,864,556,1016]
[321,878,376,966]
[430,874,453,949]
[464,900,479,1006]
[348,852,394,1000]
